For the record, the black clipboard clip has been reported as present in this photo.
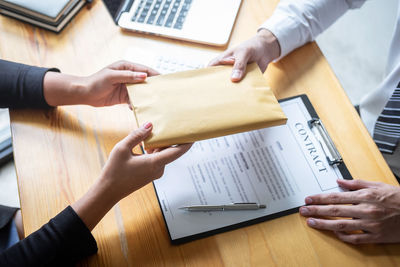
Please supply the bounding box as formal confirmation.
[308,118,343,166]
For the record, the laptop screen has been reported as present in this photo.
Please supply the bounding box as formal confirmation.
[102,0,133,23]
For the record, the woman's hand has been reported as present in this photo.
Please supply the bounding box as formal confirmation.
[208,29,280,82]
[71,122,192,230]
[43,60,159,107]
[80,60,159,107]
[99,122,192,200]
[300,179,400,244]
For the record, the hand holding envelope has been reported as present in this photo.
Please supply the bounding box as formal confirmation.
[127,63,287,149]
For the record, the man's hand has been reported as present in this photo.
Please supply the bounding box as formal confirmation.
[208,29,280,82]
[300,179,400,244]
[43,60,159,107]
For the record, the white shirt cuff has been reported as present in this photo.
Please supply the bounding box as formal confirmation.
[259,13,302,61]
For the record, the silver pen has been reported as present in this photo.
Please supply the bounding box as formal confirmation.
[179,202,267,211]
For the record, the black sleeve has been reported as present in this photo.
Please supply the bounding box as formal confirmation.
[0,59,60,109]
[0,206,98,266]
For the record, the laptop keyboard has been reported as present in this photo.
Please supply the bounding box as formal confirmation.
[131,0,192,30]
[155,55,204,74]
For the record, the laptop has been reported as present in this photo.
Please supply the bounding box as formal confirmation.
[102,0,242,46]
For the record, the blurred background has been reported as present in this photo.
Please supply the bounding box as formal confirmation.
[0,0,398,209]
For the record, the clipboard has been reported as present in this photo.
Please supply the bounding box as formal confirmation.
[153,94,353,244]
[287,94,351,179]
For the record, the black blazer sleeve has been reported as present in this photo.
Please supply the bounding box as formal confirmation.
[0,59,59,109]
[0,206,98,266]
[0,60,98,265]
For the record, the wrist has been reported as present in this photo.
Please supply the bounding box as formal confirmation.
[96,174,122,205]
[71,175,118,231]
[257,28,281,62]
[43,72,88,106]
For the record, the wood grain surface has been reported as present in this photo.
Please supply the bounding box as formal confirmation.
[1,0,400,266]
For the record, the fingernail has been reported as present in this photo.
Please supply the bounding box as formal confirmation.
[305,197,313,204]
[300,207,309,215]
[136,72,147,78]
[307,218,316,227]
[143,122,152,129]
[231,70,242,80]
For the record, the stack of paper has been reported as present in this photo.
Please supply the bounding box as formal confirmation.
[0,109,12,165]
[0,0,87,32]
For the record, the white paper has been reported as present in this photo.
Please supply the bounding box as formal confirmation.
[154,96,347,241]
[0,109,11,144]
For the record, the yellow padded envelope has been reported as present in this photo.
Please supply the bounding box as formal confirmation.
[127,63,287,149]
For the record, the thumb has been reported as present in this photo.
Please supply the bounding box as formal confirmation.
[231,51,250,82]
[121,122,153,149]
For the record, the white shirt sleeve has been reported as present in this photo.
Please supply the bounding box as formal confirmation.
[260,0,366,59]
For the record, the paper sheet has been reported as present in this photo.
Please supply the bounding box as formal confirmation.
[127,63,287,148]
[154,96,345,241]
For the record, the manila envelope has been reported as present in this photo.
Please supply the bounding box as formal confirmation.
[127,63,287,149]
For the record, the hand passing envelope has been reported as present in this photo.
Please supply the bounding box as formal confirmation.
[127,63,287,149]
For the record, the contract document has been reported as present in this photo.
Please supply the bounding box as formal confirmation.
[153,95,352,244]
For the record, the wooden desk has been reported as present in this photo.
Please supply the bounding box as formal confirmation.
[2,0,400,266]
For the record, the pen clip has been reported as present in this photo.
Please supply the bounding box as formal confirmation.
[232,203,266,209]
[308,118,343,166]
